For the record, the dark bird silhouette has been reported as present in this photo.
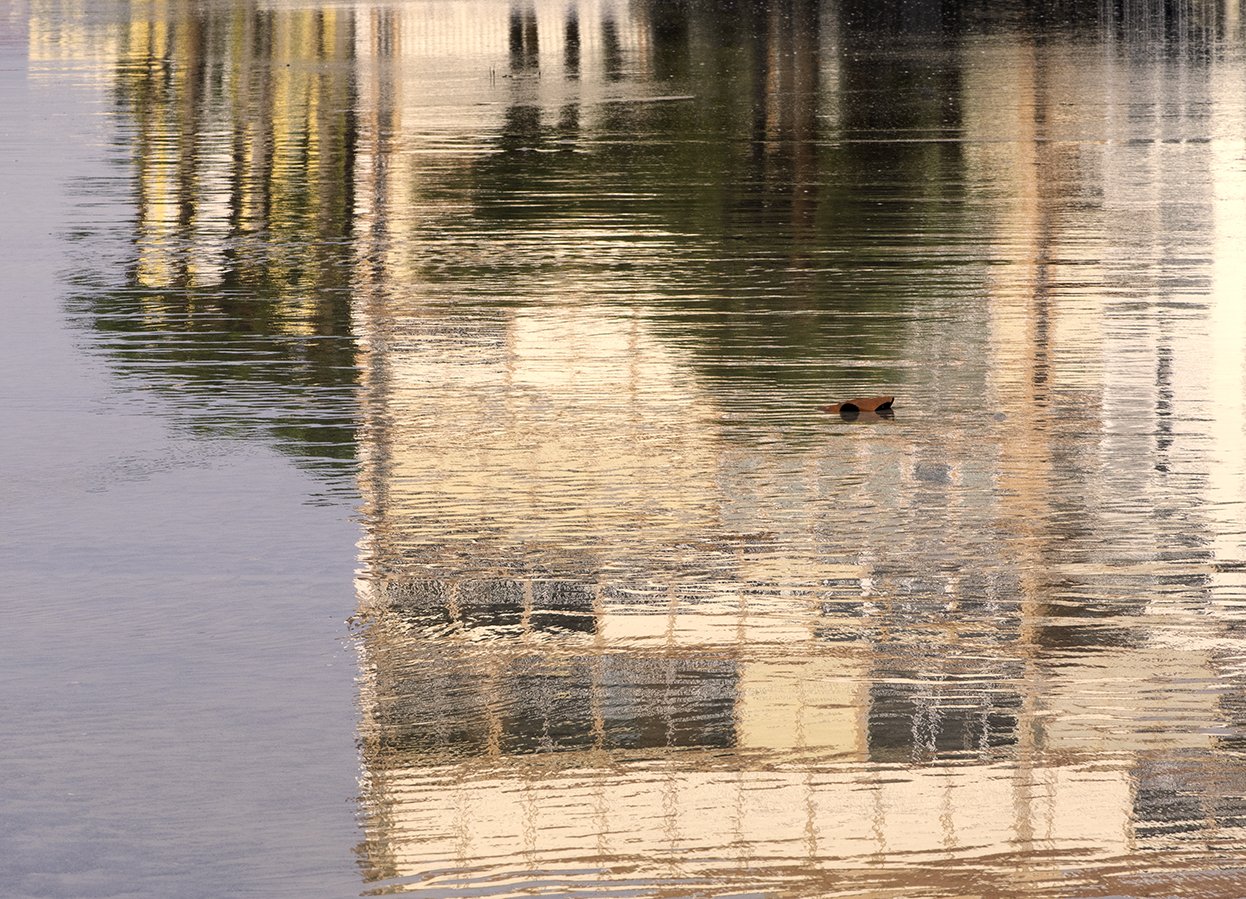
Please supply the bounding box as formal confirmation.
[820,395,894,415]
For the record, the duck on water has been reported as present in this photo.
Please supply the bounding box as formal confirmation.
[820,395,894,418]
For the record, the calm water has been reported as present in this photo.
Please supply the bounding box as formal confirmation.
[4,0,1246,896]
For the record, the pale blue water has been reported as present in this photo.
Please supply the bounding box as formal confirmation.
[1,14,360,897]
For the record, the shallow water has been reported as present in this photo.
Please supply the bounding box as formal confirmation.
[5,0,1246,896]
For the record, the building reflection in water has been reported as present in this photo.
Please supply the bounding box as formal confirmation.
[343,1,1246,894]
[57,2,362,474]
[43,0,1246,893]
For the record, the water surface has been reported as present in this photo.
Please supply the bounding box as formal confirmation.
[6,0,1246,896]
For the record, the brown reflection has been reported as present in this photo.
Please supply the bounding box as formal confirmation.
[750,0,822,239]
[600,12,623,81]
[508,1,539,72]
[562,6,580,76]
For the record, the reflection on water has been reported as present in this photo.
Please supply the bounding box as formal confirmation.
[58,1,362,477]
[33,0,1246,894]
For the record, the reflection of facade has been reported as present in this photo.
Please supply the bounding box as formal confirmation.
[39,0,1246,893]
[362,758,1133,892]
[962,27,1245,746]
[61,3,362,469]
[114,3,357,296]
[25,0,121,67]
[349,4,1246,893]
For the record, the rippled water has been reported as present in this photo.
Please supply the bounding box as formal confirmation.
[6,0,1246,896]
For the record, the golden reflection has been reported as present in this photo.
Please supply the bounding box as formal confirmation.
[26,0,120,67]
[113,2,356,305]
